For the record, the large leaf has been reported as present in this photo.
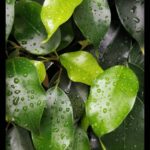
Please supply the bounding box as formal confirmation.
[101,97,144,150]
[86,65,139,136]
[6,0,15,41]
[115,0,144,53]
[6,57,46,133]
[57,20,75,51]
[60,51,104,85]
[49,70,89,121]
[32,87,74,150]
[73,128,90,150]
[6,126,34,150]
[41,0,83,43]
[73,0,111,47]
[14,0,61,55]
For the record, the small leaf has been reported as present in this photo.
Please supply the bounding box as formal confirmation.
[57,20,75,51]
[6,126,34,150]
[101,97,144,150]
[60,51,104,85]
[32,87,74,150]
[86,65,139,136]
[41,0,83,43]
[14,0,61,55]
[73,0,111,47]
[115,0,144,53]
[6,57,46,133]
[31,60,46,83]
[6,0,15,41]
[73,128,90,150]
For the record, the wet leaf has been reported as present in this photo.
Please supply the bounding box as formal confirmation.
[73,0,111,47]
[41,0,83,43]
[14,0,61,55]
[60,51,104,85]
[116,0,144,53]
[57,20,74,51]
[6,57,46,133]
[6,0,15,41]
[86,65,139,136]
[31,60,46,83]
[32,87,74,150]
[49,70,89,121]
[101,97,144,150]
[6,126,34,150]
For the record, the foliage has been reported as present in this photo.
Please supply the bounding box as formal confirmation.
[6,0,144,149]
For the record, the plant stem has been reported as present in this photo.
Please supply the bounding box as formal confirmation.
[80,113,90,132]
[55,67,62,87]
[99,138,107,150]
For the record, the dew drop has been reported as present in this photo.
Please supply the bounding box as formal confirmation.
[66,108,70,112]
[21,97,24,101]
[130,6,136,13]
[133,17,140,23]
[37,100,41,105]
[15,90,20,94]
[21,41,27,45]
[23,106,27,111]
[14,78,19,84]
[59,107,62,111]
[30,103,34,107]
[15,108,19,112]
[11,85,15,89]
[103,108,107,113]
[23,73,28,77]
[8,74,13,78]
[13,97,19,105]
[97,89,101,93]
[61,115,64,119]
[7,91,12,96]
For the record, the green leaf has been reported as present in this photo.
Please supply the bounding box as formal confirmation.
[49,70,89,121]
[31,60,46,83]
[6,126,34,150]
[14,0,61,55]
[86,65,139,136]
[73,128,90,150]
[32,87,74,150]
[41,0,83,43]
[115,0,144,53]
[6,0,15,41]
[101,97,144,150]
[6,57,46,133]
[73,0,111,47]
[57,20,75,51]
[60,51,104,85]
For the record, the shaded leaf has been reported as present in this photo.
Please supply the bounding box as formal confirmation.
[32,87,74,150]
[115,0,144,53]
[60,51,104,85]
[73,0,111,47]
[57,20,75,51]
[6,126,34,150]
[101,97,144,150]
[6,0,15,41]
[86,65,139,136]
[14,0,61,55]
[6,57,46,133]
[41,0,83,42]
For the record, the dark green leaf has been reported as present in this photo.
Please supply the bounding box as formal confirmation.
[86,65,139,136]
[115,0,144,53]
[14,1,61,55]
[60,51,104,85]
[6,0,15,41]
[6,57,46,133]
[101,97,144,150]
[73,0,111,47]
[41,0,83,42]
[32,87,74,150]
[6,126,34,150]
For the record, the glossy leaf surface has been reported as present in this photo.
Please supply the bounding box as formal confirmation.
[6,57,46,133]
[102,98,144,150]
[73,0,111,47]
[86,65,139,136]
[6,126,34,150]
[116,0,144,53]
[14,1,61,55]
[6,0,15,41]
[60,51,104,85]
[32,87,74,150]
[41,0,83,42]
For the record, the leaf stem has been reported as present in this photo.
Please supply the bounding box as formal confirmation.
[99,138,107,150]
[55,67,62,87]
[80,113,89,132]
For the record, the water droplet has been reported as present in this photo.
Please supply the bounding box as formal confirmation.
[31,90,34,94]
[97,89,101,93]
[59,107,62,111]
[130,6,136,13]
[61,101,64,104]
[66,108,70,112]
[37,100,41,105]
[30,95,34,99]
[133,17,140,23]
[7,91,12,96]
[30,103,34,107]
[33,42,36,46]
[23,106,27,111]
[13,97,19,105]
[11,85,15,89]
[21,97,24,101]
[103,108,107,113]
[61,115,64,119]
[23,73,28,77]
[14,78,19,84]
[15,108,19,112]
[134,145,137,148]
[8,74,13,78]
[15,90,20,94]
[21,41,27,45]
